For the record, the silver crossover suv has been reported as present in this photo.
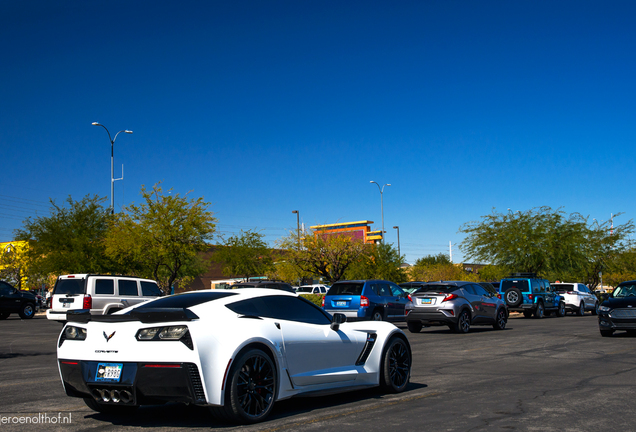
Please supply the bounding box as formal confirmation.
[405,281,508,333]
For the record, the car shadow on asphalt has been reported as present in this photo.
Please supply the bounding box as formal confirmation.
[86,383,429,428]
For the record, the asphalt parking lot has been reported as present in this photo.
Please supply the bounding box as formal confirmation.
[2,312,636,431]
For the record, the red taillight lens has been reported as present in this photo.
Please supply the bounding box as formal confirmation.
[567,291,577,295]
[407,294,412,302]
[360,296,369,307]
[497,294,502,299]
[83,294,92,309]
[528,294,534,300]
[321,297,325,307]
[442,293,458,302]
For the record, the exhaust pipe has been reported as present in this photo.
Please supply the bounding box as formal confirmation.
[100,389,111,402]
[111,390,120,403]
[120,391,132,404]
[91,389,102,400]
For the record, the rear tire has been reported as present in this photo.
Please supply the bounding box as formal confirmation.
[504,288,522,307]
[19,303,35,319]
[372,310,384,321]
[591,302,598,316]
[452,310,471,333]
[556,302,566,317]
[380,337,411,393]
[575,302,585,316]
[533,302,544,319]
[493,308,507,330]
[215,348,277,424]
[407,321,422,333]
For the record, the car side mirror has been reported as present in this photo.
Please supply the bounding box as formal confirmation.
[331,313,347,331]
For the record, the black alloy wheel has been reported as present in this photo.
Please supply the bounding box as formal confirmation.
[380,337,411,393]
[493,308,507,330]
[453,310,471,333]
[224,349,277,424]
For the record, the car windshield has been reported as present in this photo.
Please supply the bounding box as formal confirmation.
[613,284,636,298]
[415,285,458,294]
[501,280,530,293]
[54,279,85,295]
[328,282,364,296]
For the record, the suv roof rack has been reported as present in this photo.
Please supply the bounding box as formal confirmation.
[508,272,537,278]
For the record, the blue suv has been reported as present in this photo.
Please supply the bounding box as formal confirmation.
[322,279,409,322]
[498,273,565,318]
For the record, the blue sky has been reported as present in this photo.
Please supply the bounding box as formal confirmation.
[2,1,635,264]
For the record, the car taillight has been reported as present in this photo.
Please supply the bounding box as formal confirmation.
[360,296,369,307]
[528,294,534,300]
[442,293,458,302]
[407,294,412,302]
[83,294,92,309]
[567,291,577,295]
[497,294,502,299]
[321,297,325,307]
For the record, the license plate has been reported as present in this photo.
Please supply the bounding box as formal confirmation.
[336,301,347,307]
[62,303,71,308]
[420,298,432,305]
[95,363,123,382]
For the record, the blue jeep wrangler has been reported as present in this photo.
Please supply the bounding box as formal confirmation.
[498,273,565,318]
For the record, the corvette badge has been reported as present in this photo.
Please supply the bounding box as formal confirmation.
[103,331,116,342]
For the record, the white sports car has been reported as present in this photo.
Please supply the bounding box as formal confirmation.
[57,288,412,424]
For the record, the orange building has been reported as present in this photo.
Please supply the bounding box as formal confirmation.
[310,221,382,244]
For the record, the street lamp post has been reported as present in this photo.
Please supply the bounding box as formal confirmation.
[370,181,391,243]
[92,122,133,214]
[393,226,400,256]
[292,210,300,249]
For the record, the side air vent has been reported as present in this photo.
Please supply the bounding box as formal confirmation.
[355,333,377,365]
[186,363,206,403]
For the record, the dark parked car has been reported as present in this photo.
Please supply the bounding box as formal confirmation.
[0,281,37,319]
[322,280,409,322]
[598,281,636,337]
[231,280,296,293]
[405,281,508,333]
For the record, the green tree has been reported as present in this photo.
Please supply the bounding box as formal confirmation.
[459,207,633,287]
[414,253,451,266]
[278,230,366,283]
[104,183,216,294]
[409,261,478,283]
[15,195,114,276]
[213,230,272,281]
[346,243,407,282]
[477,264,510,282]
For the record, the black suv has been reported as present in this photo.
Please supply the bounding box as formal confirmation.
[498,273,565,318]
[231,280,295,293]
[0,280,38,319]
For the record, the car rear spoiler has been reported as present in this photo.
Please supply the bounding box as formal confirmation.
[66,308,199,324]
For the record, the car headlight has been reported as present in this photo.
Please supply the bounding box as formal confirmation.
[135,326,193,349]
[599,305,611,312]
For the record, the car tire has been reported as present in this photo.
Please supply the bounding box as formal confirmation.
[83,397,138,415]
[0,312,9,320]
[504,288,523,307]
[600,329,614,337]
[220,348,277,424]
[19,303,35,319]
[380,336,411,393]
[556,302,566,317]
[576,302,585,316]
[592,302,599,316]
[372,310,384,321]
[523,310,533,318]
[492,308,507,330]
[452,310,471,333]
[407,321,422,333]
[533,302,544,319]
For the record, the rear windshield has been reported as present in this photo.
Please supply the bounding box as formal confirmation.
[297,287,313,293]
[552,284,574,293]
[415,285,458,294]
[132,291,237,310]
[328,282,364,296]
[501,280,530,292]
[54,278,85,295]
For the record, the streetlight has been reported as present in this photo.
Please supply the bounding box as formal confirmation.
[370,181,391,242]
[292,210,300,249]
[393,226,400,256]
[92,122,133,214]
